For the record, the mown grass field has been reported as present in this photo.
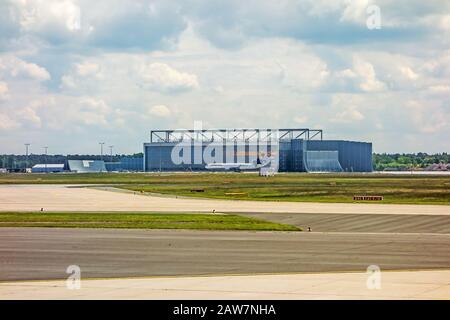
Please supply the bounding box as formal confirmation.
[1,172,449,205]
[0,212,300,231]
[120,174,450,205]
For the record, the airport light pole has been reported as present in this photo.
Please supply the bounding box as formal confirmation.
[99,142,105,161]
[43,146,48,171]
[24,143,30,171]
[109,145,113,162]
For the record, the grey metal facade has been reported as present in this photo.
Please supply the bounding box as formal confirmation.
[105,157,144,172]
[143,142,276,172]
[143,129,373,172]
[305,140,372,172]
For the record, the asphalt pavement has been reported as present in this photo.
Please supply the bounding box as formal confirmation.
[1,227,449,281]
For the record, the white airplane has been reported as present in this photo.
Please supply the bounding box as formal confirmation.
[205,158,271,172]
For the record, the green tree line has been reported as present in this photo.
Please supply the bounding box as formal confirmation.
[372,153,449,171]
[0,152,448,171]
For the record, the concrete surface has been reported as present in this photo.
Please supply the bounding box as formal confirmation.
[1,270,449,299]
[239,212,450,234]
[1,184,450,300]
[1,228,450,281]
[0,184,449,215]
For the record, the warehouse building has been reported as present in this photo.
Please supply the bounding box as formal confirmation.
[31,163,65,173]
[143,128,372,172]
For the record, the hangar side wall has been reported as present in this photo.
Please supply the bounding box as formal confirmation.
[306,140,372,172]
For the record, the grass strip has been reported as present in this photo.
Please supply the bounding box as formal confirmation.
[0,212,301,231]
[1,172,449,205]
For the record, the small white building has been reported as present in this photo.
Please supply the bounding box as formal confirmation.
[31,164,65,173]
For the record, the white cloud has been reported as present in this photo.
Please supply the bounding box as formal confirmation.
[0,81,9,100]
[138,63,199,93]
[5,0,185,51]
[0,56,50,81]
[428,85,450,94]
[18,106,41,128]
[61,57,198,95]
[278,58,329,91]
[148,104,172,118]
[399,66,419,80]
[332,57,387,92]
[50,0,81,31]
[8,96,116,131]
[60,61,101,89]
[0,113,19,130]
[294,116,308,124]
[407,100,449,134]
[74,97,111,126]
[13,60,51,81]
[337,68,357,79]
[14,0,82,32]
[224,39,332,93]
[340,0,370,24]
[52,96,137,131]
[76,62,100,76]
[334,57,387,92]
[353,58,385,92]
[439,14,450,31]
[331,106,364,123]
[213,85,225,94]
[423,53,450,78]
[61,74,77,89]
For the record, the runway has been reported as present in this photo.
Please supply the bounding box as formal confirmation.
[2,270,449,299]
[239,212,450,234]
[1,228,450,282]
[1,185,450,299]
[0,184,449,215]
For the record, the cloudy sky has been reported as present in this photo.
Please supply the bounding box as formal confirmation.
[0,0,449,154]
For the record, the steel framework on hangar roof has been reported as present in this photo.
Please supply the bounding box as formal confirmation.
[150,128,323,143]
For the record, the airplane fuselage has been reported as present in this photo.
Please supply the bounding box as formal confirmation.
[205,161,269,171]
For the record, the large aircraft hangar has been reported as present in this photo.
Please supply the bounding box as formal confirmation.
[143,128,373,172]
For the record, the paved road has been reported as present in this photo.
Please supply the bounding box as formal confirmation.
[1,228,450,281]
[1,184,449,215]
[240,212,450,234]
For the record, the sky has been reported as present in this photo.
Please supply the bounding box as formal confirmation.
[0,0,449,154]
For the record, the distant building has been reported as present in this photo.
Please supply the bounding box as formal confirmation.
[67,160,107,173]
[31,164,65,173]
[105,157,143,172]
[425,163,450,171]
[104,162,121,172]
[143,128,373,173]
[120,157,144,171]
